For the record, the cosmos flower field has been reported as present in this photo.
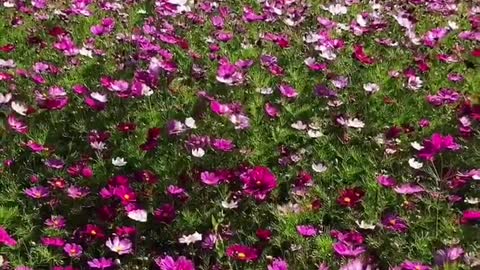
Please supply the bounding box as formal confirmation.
[1,0,480,269]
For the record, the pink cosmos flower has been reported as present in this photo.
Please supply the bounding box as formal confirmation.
[216,59,244,85]
[377,175,397,188]
[296,225,318,238]
[87,257,114,269]
[393,184,424,195]
[226,244,259,262]
[53,35,79,56]
[279,84,299,99]
[41,237,65,248]
[45,215,66,229]
[426,89,461,107]
[333,242,366,257]
[382,215,409,233]
[240,166,278,201]
[400,261,431,270]
[24,186,50,199]
[154,255,195,270]
[7,114,28,134]
[35,86,69,110]
[63,243,83,257]
[434,246,464,266]
[200,171,222,186]
[423,28,448,47]
[212,138,235,152]
[90,18,115,36]
[0,226,17,247]
[67,186,90,199]
[106,237,132,255]
[268,259,289,270]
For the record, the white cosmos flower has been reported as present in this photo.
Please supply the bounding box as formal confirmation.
[112,157,127,167]
[257,87,273,95]
[323,4,348,15]
[191,148,205,158]
[178,232,202,245]
[90,141,106,151]
[408,158,423,169]
[410,142,424,150]
[356,220,376,230]
[363,83,380,94]
[221,200,238,209]
[127,209,147,222]
[448,21,459,30]
[79,48,93,58]
[91,92,107,103]
[307,129,324,138]
[465,197,480,204]
[185,117,196,129]
[312,163,327,173]
[291,121,307,130]
[347,118,365,129]
[11,101,27,116]
[0,93,12,104]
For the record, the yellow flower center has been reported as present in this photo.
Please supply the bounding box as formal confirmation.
[237,252,246,260]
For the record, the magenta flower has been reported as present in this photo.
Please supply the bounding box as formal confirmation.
[377,175,397,188]
[423,28,448,47]
[333,242,366,257]
[24,186,50,199]
[279,84,299,99]
[434,246,464,266]
[240,166,278,201]
[35,86,69,111]
[200,171,222,186]
[382,215,409,233]
[400,261,431,270]
[226,244,259,262]
[53,35,79,56]
[0,226,17,247]
[63,243,83,257]
[426,89,460,107]
[67,186,90,199]
[41,237,65,248]
[418,133,460,161]
[216,59,244,86]
[154,255,195,270]
[7,114,28,134]
[268,258,289,270]
[106,237,132,255]
[87,257,114,269]
[212,138,235,152]
[45,215,66,229]
[393,184,424,195]
[297,225,318,238]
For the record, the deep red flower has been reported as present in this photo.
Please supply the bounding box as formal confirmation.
[154,204,176,224]
[0,44,15,53]
[83,224,105,239]
[337,188,365,208]
[117,122,137,133]
[353,45,375,65]
[256,229,272,241]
